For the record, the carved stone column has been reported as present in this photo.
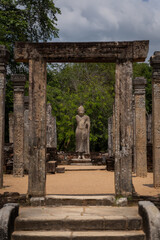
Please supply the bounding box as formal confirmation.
[147,114,152,144]
[12,74,26,177]
[46,103,57,148]
[108,116,113,157]
[133,77,147,177]
[24,96,29,172]
[9,113,14,143]
[133,95,136,173]
[0,46,9,188]
[114,61,133,196]
[150,52,160,187]
[112,104,116,157]
[28,58,47,197]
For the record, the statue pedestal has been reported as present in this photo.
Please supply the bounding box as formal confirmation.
[70,159,92,166]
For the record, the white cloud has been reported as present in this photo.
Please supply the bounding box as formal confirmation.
[55,0,160,60]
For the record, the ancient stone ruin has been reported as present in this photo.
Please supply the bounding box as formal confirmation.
[8,40,148,197]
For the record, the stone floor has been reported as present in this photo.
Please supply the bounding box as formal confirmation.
[0,170,160,196]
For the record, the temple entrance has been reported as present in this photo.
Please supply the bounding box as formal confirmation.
[13,41,149,197]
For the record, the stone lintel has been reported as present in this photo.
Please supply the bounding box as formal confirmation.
[24,96,29,110]
[133,77,147,95]
[14,41,149,63]
[12,74,26,91]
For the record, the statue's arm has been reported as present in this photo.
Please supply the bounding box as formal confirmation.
[76,115,80,124]
[85,116,90,131]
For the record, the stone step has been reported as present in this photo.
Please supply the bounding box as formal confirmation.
[64,165,106,171]
[71,163,93,166]
[71,159,92,163]
[12,230,146,240]
[15,206,142,232]
[30,195,115,206]
[63,165,106,171]
[70,159,92,166]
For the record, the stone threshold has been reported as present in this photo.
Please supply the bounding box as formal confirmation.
[30,194,124,207]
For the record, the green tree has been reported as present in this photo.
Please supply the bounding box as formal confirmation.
[0,0,61,141]
[17,0,60,42]
[47,63,115,152]
[0,0,60,71]
[0,0,60,47]
[47,62,153,152]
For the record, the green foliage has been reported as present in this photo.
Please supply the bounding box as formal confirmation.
[133,62,152,113]
[47,62,153,152]
[17,0,61,42]
[0,0,61,72]
[0,0,60,141]
[47,63,115,152]
[0,0,60,47]
[0,0,27,51]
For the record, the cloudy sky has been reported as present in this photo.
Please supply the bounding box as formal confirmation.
[55,0,160,61]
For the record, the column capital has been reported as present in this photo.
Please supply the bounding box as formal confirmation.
[24,96,29,110]
[12,74,26,92]
[150,51,160,67]
[133,77,147,95]
[150,52,160,82]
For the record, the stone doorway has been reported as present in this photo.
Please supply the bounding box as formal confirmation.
[14,41,149,197]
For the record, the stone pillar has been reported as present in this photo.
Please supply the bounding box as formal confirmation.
[108,116,113,157]
[0,46,9,188]
[46,103,57,148]
[9,113,14,143]
[133,77,147,177]
[24,96,29,172]
[28,58,47,197]
[112,104,116,157]
[114,61,133,196]
[12,74,26,177]
[147,114,152,144]
[150,52,160,187]
[133,95,136,173]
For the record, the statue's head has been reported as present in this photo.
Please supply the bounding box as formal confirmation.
[78,105,85,116]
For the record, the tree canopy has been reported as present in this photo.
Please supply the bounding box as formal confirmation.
[1,0,61,140]
[0,0,60,48]
[0,0,61,72]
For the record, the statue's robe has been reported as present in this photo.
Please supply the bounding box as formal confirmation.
[75,114,90,154]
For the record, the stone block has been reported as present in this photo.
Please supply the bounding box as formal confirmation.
[30,197,45,207]
[46,161,56,174]
[56,167,65,173]
[116,197,128,207]
[138,201,160,240]
[0,204,19,240]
